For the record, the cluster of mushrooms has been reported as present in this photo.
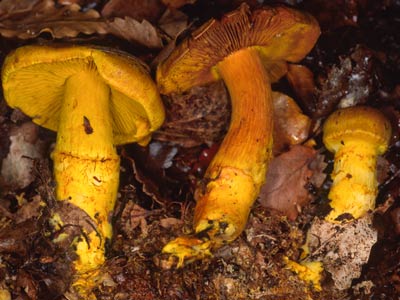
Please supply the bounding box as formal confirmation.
[1,3,392,298]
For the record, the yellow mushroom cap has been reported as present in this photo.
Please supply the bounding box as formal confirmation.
[157,4,320,94]
[323,106,392,154]
[2,45,165,145]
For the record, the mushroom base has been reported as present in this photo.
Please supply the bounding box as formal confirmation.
[52,151,120,273]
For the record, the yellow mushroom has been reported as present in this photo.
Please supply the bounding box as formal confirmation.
[287,106,392,290]
[1,45,165,292]
[323,105,392,222]
[157,4,320,267]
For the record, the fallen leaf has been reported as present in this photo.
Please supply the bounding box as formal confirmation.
[122,202,149,237]
[107,17,163,48]
[303,214,377,290]
[101,0,165,23]
[0,0,164,48]
[158,8,189,39]
[0,0,103,39]
[272,92,311,155]
[161,0,196,9]
[259,145,319,220]
[0,0,41,18]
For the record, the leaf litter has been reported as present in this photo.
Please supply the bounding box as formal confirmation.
[0,0,399,299]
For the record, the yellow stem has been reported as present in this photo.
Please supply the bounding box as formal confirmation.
[51,66,119,273]
[194,48,273,244]
[326,140,378,222]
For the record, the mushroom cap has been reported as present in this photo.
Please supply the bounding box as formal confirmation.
[323,106,392,154]
[2,45,165,145]
[157,4,320,94]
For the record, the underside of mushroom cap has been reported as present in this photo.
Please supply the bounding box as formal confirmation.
[323,106,392,154]
[2,45,165,145]
[157,3,320,94]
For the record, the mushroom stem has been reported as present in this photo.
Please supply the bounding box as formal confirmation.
[326,140,379,222]
[51,67,119,273]
[194,48,273,240]
[162,48,273,266]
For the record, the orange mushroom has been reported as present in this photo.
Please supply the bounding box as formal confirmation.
[157,4,320,267]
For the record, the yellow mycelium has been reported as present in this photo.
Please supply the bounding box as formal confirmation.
[284,257,323,291]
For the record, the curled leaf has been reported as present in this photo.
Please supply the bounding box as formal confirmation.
[0,0,163,48]
[0,1,102,39]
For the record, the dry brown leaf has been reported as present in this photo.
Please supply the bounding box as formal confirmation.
[158,8,189,39]
[272,92,311,155]
[107,17,163,48]
[304,214,377,290]
[259,145,318,220]
[0,0,42,18]
[101,0,165,23]
[0,0,103,39]
[0,0,163,48]
[120,201,149,237]
[161,0,196,8]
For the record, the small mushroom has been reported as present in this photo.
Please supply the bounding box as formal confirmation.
[286,106,391,291]
[157,4,320,266]
[2,45,165,289]
[323,105,392,222]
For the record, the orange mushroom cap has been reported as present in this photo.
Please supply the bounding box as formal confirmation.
[157,3,320,94]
